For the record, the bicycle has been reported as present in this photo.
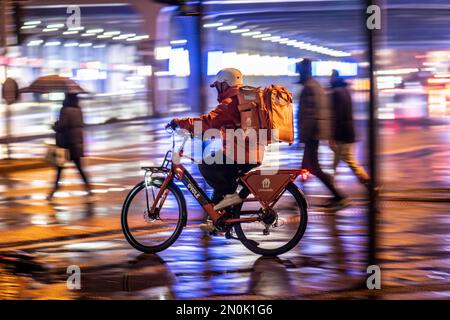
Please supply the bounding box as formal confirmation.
[121,130,309,256]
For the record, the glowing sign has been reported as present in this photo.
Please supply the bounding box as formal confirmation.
[207,51,299,76]
[168,48,190,77]
[312,61,358,77]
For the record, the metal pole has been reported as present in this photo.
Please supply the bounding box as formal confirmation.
[1,0,11,159]
[197,1,206,114]
[366,0,379,267]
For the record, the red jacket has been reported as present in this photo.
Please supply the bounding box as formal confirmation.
[175,87,264,164]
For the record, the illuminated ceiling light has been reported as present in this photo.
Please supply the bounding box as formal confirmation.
[252,33,270,38]
[21,25,37,30]
[68,26,84,31]
[63,30,79,35]
[79,43,92,47]
[103,31,121,36]
[292,41,305,47]
[64,42,79,47]
[296,42,311,49]
[217,25,237,31]
[44,41,61,46]
[113,33,136,40]
[97,34,113,39]
[230,28,250,34]
[242,31,261,37]
[170,39,188,45]
[271,37,288,43]
[86,28,104,34]
[27,40,44,46]
[93,44,106,49]
[261,36,280,41]
[286,40,300,46]
[42,28,58,32]
[24,20,41,26]
[339,51,351,57]
[203,22,223,28]
[126,35,149,42]
[278,38,291,44]
[47,23,64,29]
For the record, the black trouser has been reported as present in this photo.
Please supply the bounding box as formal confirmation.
[302,140,344,199]
[52,158,91,193]
[198,156,257,205]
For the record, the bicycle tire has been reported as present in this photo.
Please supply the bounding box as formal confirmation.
[234,182,308,256]
[121,180,187,253]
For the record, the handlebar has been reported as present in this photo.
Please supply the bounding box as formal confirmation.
[165,125,200,165]
[165,125,192,137]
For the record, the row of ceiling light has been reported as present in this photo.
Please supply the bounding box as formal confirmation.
[203,22,351,58]
[21,20,149,42]
[27,39,106,48]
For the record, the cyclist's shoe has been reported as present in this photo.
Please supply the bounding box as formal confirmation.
[199,220,215,233]
[322,197,351,211]
[214,193,242,211]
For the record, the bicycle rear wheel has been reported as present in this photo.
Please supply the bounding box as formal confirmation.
[121,180,186,253]
[234,182,307,256]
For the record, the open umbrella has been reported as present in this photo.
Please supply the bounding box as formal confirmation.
[20,75,87,94]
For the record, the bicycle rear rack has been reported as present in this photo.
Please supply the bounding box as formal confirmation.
[141,150,172,173]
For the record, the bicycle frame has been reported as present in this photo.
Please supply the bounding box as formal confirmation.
[147,133,308,225]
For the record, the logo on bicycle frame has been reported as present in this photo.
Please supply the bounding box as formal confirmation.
[245,116,252,127]
[187,183,201,199]
[262,178,271,189]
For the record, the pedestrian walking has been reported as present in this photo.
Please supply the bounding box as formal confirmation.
[48,93,92,200]
[298,59,349,208]
[328,70,371,189]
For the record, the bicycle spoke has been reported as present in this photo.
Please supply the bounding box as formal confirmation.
[123,181,184,252]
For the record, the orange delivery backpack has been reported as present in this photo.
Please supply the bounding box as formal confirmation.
[237,85,294,145]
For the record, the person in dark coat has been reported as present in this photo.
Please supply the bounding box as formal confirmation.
[298,59,348,208]
[329,70,370,187]
[48,93,92,200]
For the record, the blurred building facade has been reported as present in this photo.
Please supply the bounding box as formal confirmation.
[0,0,449,139]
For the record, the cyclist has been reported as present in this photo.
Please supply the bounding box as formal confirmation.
[166,68,263,211]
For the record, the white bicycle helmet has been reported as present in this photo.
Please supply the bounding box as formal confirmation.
[210,68,244,88]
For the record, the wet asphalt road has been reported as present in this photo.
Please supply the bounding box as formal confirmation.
[0,118,449,299]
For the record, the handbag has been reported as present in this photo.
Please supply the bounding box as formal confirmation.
[45,143,69,166]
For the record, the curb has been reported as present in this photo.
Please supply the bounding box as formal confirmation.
[0,160,51,174]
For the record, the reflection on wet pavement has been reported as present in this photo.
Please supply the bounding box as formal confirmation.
[0,121,449,299]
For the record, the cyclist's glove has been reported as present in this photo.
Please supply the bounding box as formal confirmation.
[165,119,178,131]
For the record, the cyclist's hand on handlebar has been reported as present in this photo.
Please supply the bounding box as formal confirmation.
[165,119,178,131]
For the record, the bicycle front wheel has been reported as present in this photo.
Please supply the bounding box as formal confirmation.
[121,180,187,253]
[234,182,308,256]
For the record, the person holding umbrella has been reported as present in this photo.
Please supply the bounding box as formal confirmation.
[20,75,93,200]
[48,92,92,200]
